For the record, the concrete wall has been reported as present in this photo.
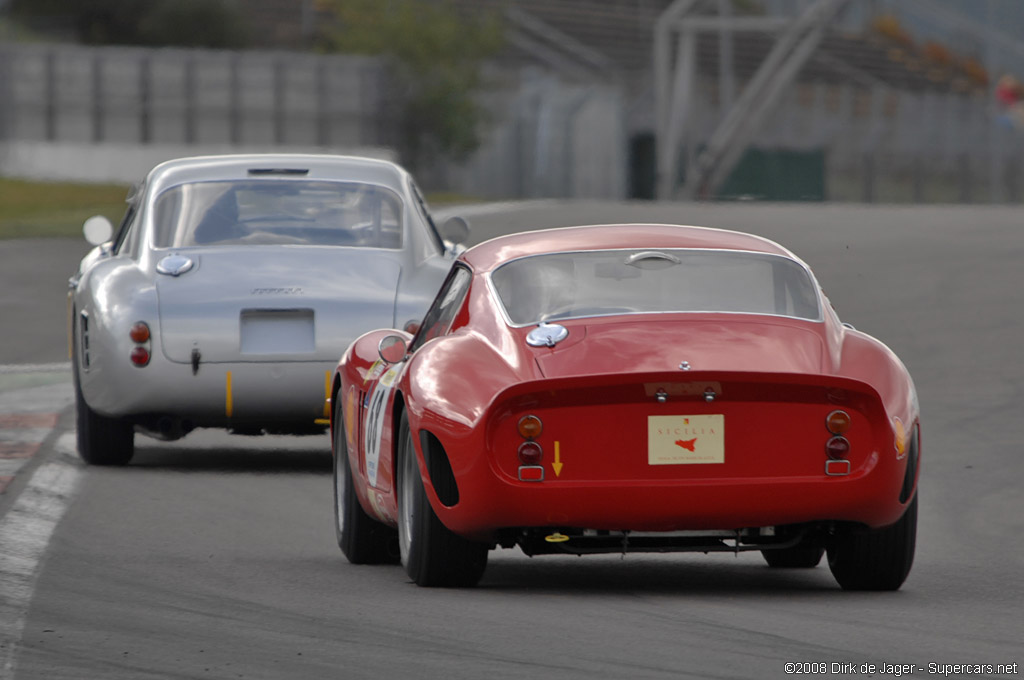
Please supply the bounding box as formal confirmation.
[0,43,630,200]
[0,43,389,149]
[0,141,397,184]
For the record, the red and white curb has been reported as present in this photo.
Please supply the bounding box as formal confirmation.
[0,365,79,679]
[0,435,80,679]
[0,363,71,495]
[0,413,60,495]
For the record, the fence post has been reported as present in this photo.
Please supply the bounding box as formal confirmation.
[273,57,286,145]
[230,52,242,145]
[45,49,57,142]
[91,52,103,142]
[316,57,329,147]
[958,153,972,203]
[910,94,926,202]
[139,54,151,144]
[861,151,875,203]
[860,86,887,203]
[184,56,197,144]
[0,48,12,142]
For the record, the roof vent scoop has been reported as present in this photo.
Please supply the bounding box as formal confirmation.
[625,251,681,270]
[247,168,309,176]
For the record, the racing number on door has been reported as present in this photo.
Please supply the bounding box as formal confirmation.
[363,365,400,488]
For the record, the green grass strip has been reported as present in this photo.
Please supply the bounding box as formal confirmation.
[0,178,130,240]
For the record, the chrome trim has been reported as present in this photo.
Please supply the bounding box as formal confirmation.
[517,465,545,482]
[625,250,681,266]
[156,254,195,277]
[526,323,569,348]
[378,334,409,364]
[825,459,851,476]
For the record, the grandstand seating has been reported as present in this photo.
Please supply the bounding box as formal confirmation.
[243,0,988,96]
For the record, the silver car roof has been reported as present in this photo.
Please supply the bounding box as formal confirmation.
[144,154,411,196]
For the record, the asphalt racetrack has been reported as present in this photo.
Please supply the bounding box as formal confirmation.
[1,201,1021,679]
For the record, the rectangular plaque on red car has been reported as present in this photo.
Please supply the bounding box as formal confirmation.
[647,414,725,465]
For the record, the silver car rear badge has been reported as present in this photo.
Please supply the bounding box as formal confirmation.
[156,255,195,277]
[679,360,691,371]
[526,323,569,348]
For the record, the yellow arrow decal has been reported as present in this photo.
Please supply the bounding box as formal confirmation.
[225,371,233,418]
[323,370,332,419]
[553,440,563,477]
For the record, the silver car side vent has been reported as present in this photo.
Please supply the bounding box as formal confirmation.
[79,311,90,370]
[247,168,309,176]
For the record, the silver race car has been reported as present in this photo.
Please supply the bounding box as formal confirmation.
[68,154,469,465]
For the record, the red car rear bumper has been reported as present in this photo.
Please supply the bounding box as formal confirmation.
[430,448,913,543]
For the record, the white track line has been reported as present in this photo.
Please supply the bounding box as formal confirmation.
[432,200,558,220]
[0,363,70,375]
[0,434,81,679]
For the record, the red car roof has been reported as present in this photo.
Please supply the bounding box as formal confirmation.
[461,224,797,273]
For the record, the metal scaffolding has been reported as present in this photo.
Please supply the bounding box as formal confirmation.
[654,0,850,200]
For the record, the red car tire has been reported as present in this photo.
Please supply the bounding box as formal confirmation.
[396,412,487,587]
[333,401,397,565]
[827,495,918,590]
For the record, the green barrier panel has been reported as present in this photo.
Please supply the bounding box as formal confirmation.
[717,147,826,201]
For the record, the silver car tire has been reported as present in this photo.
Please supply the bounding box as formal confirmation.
[72,320,134,466]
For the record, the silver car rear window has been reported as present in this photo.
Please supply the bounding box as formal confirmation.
[490,249,821,326]
[152,180,403,249]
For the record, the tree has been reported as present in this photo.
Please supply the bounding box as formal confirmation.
[135,0,248,48]
[8,0,248,48]
[318,0,504,172]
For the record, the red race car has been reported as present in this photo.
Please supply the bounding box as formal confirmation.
[330,224,920,590]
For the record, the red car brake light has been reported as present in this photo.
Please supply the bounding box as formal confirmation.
[826,436,850,459]
[518,441,543,466]
[130,346,151,367]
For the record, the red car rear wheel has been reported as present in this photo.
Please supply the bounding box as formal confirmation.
[396,412,487,587]
[827,495,917,590]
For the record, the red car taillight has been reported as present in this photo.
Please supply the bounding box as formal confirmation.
[517,414,545,482]
[826,436,850,459]
[826,409,851,435]
[129,322,151,343]
[518,440,543,466]
[518,414,543,439]
[130,346,151,367]
[824,410,851,475]
[129,321,151,367]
